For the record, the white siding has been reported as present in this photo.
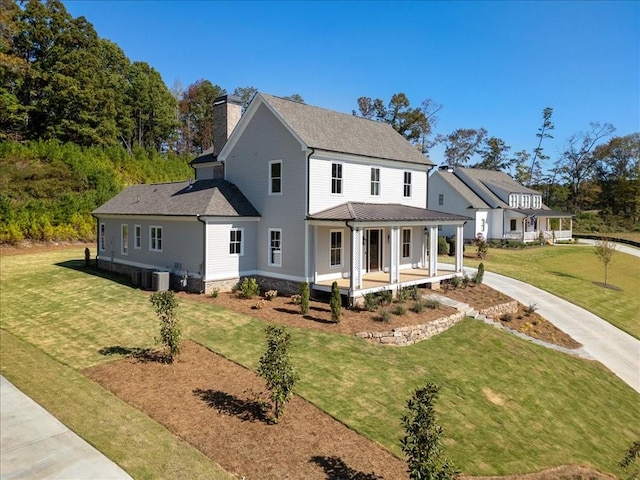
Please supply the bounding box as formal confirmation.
[204,220,258,281]
[309,153,428,214]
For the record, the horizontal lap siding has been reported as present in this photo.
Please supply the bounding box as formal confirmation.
[315,226,351,280]
[225,103,307,280]
[205,221,257,281]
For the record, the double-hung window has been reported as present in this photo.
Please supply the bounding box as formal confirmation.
[330,230,342,267]
[99,223,106,251]
[533,195,542,209]
[134,225,141,249]
[509,194,518,208]
[229,228,243,255]
[269,229,282,267]
[403,171,412,197]
[402,228,411,258]
[438,194,444,206]
[331,163,343,194]
[121,224,128,255]
[269,160,282,194]
[521,194,531,208]
[150,226,162,252]
[370,167,380,196]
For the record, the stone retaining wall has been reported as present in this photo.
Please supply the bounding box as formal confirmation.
[355,312,465,346]
[479,301,518,318]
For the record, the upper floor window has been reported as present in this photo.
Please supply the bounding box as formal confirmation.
[403,172,412,197]
[509,194,518,208]
[533,195,542,209]
[150,226,162,252]
[134,225,141,249]
[370,167,380,196]
[99,223,106,251]
[330,230,343,267]
[402,228,411,258]
[121,224,128,255]
[229,228,243,255]
[269,228,282,267]
[521,194,531,208]
[269,160,282,194]
[438,194,444,206]
[331,163,343,194]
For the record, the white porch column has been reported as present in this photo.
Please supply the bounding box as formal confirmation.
[429,226,439,276]
[455,224,464,273]
[390,227,400,284]
[313,225,318,284]
[351,228,363,291]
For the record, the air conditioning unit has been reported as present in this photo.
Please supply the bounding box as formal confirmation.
[152,271,169,291]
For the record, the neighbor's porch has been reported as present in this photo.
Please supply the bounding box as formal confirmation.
[504,211,573,243]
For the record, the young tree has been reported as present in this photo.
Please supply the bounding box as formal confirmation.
[257,325,298,423]
[594,235,616,287]
[300,281,310,315]
[149,290,181,362]
[528,107,555,186]
[330,281,342,322]
[401,383,459,480]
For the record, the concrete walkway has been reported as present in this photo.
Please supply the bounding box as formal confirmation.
[572,237,640,257]
[0,376,132,479]
[476,270,640,393]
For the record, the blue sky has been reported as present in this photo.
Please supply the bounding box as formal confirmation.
[64,0,639,166]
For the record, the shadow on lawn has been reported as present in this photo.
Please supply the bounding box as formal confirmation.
[310,456,383,480]
[98,345,170,363]
[55,259,133,288]
[193,388,270,424]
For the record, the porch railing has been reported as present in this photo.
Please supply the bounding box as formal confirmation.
[504,230,572,243]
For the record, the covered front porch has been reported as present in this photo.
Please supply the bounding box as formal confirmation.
[504,209,573,243]
[307,202,470,304]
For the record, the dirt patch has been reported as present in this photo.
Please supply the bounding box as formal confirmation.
[482,387,506,406]
[85,340,407,480]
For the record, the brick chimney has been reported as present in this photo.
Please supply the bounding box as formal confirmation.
[213,95,242,157]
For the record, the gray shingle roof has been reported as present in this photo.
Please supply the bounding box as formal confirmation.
[92,179,260,217]
[260,94,433,166]
[432,170,489,208]
[190,146,216,165]
[453,167,540,208]
[308,202,471,222]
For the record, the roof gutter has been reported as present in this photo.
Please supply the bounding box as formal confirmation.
[305,148,315,282]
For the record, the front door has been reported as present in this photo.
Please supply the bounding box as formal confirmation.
[368,229,382,272]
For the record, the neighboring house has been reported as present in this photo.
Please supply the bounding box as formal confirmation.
[428,166,573,243]
[93,94,470,303]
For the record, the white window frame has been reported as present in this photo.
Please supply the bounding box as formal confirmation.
[510,219,517,231]
[480,218,486,232]
[149,226,163,252]
[229,228,244,256]
[401,228,411,259]
[269,160,282,195]
[134,224,141,249]
[521,194,531,208]
[99,223,106,251]
[120,224,128,255]
[268,228,282,267]
[533,195,542,209]
[331,162,343,194]
[330,229,343,268]
[403,171,412,198]
[509,194,519,208]
[370,167,380,196]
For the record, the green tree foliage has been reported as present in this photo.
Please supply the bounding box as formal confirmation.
[593,133,640,223]
[0,140,192,243]
[257,325,298,423]
[330,281,342,322]
[150,290,181,362]
[438,128,487,167]
[233,86,258,113]
[178,79,225,154]
[473,136,511,171]
[300,281,310,315]
[594,235,616,287]
[475,262,485,285]
[354,93,440,154]
[401,383,459,480]
[528,107,555,186]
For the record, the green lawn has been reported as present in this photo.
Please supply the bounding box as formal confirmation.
[454,244,640,339]
[1,248,639,477]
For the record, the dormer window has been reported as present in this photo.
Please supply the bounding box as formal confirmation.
[509,194,518,208]
[533,195,542,209]
[521,194,531,208]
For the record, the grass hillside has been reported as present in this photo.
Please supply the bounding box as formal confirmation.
[0,140,193,244]
[1,247,638,478]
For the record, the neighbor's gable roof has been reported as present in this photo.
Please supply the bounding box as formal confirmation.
[308,202,470,222]
[452,167,541,209]
[432,169,489,209]
[92,179,260,217]
[255,94,434,166]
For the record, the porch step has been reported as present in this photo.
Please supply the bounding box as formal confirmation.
[422,293,481,319]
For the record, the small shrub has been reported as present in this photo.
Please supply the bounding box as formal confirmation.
[394,303,407,316]
[461,272,471,288]
[239,277,260,299]
[379,290,393,306]
[380,308,393,323]
[438,236,448,255]
[475,237,488,259]
[424,299,441,309]
[290,294,301,305]
[330,281,342,323]
[412,299,425,313]
[397,286,418,303]
[209,288,219,299]
[448,237,456,257]
[450,275,461,289]
[363,293,379,312]
[501,312,513,322]
[475,263,485,285]
[149,291,181,362]
[264,289,278,301]
[300,282,310,314]
[253,299,266,310]
[526,303,538,315]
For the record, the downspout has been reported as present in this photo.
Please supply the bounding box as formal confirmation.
[197,215,206,293]
[305,148,315,282]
